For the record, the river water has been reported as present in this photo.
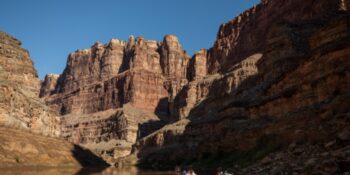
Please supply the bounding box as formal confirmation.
[0,167,214,175]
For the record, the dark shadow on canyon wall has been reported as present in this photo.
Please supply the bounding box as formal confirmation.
[72,144,110,168]
[137,120,167,139]
[118,49,132,73]
[132,97,170,141]
[154,97,170,120]
[136,13,350,170]
[137,98,170,140]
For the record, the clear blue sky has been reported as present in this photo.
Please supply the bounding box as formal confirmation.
[0,0,259,79]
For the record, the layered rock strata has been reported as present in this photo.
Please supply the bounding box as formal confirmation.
[39,74,59,97]
[0,32,104,168]
[38,0,350,171]
[41,35,191,161]
[130,0,350,172]
[44,35,189,116]
[207,0,348,74]
[0,32,60,136]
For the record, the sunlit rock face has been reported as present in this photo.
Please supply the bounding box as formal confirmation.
[44,34,189,116]
[0,126,81,168]
[40,74,59,97]
[41,34,190,162]
[0,32,60,136]
[0,32,39,93]
[188,49,208,81]
[0,32,109,168]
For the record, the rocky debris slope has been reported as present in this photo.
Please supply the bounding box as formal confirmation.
[0,32,60,136]
[0,126,79,168]
[59,104,164,164]
[0,126,109,168]
[129,0,350,172]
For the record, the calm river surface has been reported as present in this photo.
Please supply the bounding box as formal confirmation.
[0,167,215,175]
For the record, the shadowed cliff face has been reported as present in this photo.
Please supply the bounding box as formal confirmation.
[207,0,347,74]
[130,0,350,173]
[36,0,350,172]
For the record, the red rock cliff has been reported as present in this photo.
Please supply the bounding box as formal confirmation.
[132,0,350,173]
[44,35,189,116]
[39,0,350,171]
[41,34,190,163]
[0,32,60,136]
[207,0,346,74]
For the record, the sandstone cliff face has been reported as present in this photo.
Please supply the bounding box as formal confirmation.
[46,69,168,116]
[0,32,39,93]
[129,37,162,73]
[160,35,189,79]
[36,0,350,171]
[207,0,345,74]
[159,35,190,117]
[0,32,97,169]
[41,34,190,162]
[39,74,59,97]
[0,32,60,136]
[45,35,188,116]
[130,1,350,173]
[55,39,126,94]
[173,53,261,120]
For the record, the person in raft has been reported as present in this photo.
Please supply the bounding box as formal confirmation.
[188,169,197,175]
[175,166,181,175]
[216,167,223,175]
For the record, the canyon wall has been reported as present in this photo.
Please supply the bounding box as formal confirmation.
[0,32,60,136]
[43,35,190,116]
[37,0,350,172]
[1,0,348,171]
[207,0,345,74]
[40,34,193,162]
[131,0,350,173]
[0,32,107,168]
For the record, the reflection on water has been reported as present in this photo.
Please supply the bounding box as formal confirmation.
[76,167,174,175]
[0,167,176,175]
[0,167,80,175]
